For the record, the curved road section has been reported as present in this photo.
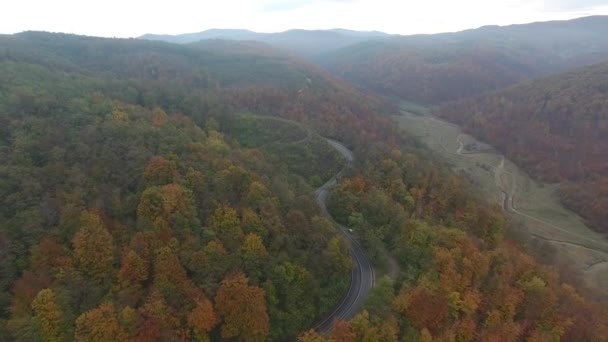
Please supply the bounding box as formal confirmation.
[314,139,374,333]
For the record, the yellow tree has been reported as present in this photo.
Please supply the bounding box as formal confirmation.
[297,329,326,342]
[31,289,65,342]
[74,302,127,342]
[209,205,244,251]
[72,211,114,280]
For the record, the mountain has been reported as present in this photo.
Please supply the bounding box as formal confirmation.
[319,16,608,104]
[140,28,392,57]
[140,29,262,44]
[140,29,261,43]
[1,31,607,341]
[328,28,390,38]
[0,31,398,340]
[438,60,608,234]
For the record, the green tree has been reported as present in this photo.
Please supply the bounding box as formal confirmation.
[209,205,244,252]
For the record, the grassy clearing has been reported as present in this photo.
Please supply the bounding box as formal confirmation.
[395,107,608,297]
[399,100,432,116]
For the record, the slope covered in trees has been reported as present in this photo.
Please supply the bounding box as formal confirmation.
[0,32,395,341]
[297,135,608,340]
[319,16,608,104]
[0,72,357,341]
[438,61,608,234]
[0,32,607,341]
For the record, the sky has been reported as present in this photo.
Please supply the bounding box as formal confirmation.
[2,0,608,37]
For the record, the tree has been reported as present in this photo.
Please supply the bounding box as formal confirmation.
[331,320,356,342]
[241,208,268,240]
[74,302,127,342]
[297,329,326,342]
[137,184,199,234]
[241,233,268,260]
[136,289,180,340]
[143,156,178,186]
[209,205,244,251]
[187,297,217,341]
[118,250,148,287]
[327,237,352,274]
[117,249,149,305]
[215,273,269,341]
[31,289,65,342]
[419,328,433,342]
[240,233,268,280]
[153,247,196,308]
[72,211,114,280]
[393,285,448,334]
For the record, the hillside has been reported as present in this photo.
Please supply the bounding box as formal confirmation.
[438,61,608,234]
[141,28,391,57]
[0,32,607,341]
[319,16,608,104]
[1,31,395,145]
[0,32,375,341]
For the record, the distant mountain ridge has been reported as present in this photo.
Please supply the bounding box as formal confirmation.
[140,28,391,56]
[319,15,608,103]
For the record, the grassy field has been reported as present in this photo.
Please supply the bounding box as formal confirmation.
[394,108,608,298]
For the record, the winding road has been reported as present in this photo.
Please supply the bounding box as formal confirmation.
[313,139,375,333]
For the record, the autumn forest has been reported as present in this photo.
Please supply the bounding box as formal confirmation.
[1,15,608,342]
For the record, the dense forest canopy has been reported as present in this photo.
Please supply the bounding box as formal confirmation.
[0,32,607,341]
[438,61,608,234]
[0,32,393,341]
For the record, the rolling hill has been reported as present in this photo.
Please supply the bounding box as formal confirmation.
[319,16,608,104]
[1,31,607,341]
[438,61,608,234]
[140,28,391,57]
[0,31,411,340]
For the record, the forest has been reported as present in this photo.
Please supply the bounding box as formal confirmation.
[438,61,608,234]
[0,32,606,341]
[318,16,608,104]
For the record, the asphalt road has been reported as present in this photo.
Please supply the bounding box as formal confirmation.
[313,139,374,333]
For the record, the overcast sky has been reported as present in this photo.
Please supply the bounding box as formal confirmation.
[2,0,608,37]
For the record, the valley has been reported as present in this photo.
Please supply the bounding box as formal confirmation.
[396,108,608,297]
[3,15,608,340]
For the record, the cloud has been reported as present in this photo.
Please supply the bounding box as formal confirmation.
[543,0,608,11]
[259,0,354,12]
[1,0,607,38]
